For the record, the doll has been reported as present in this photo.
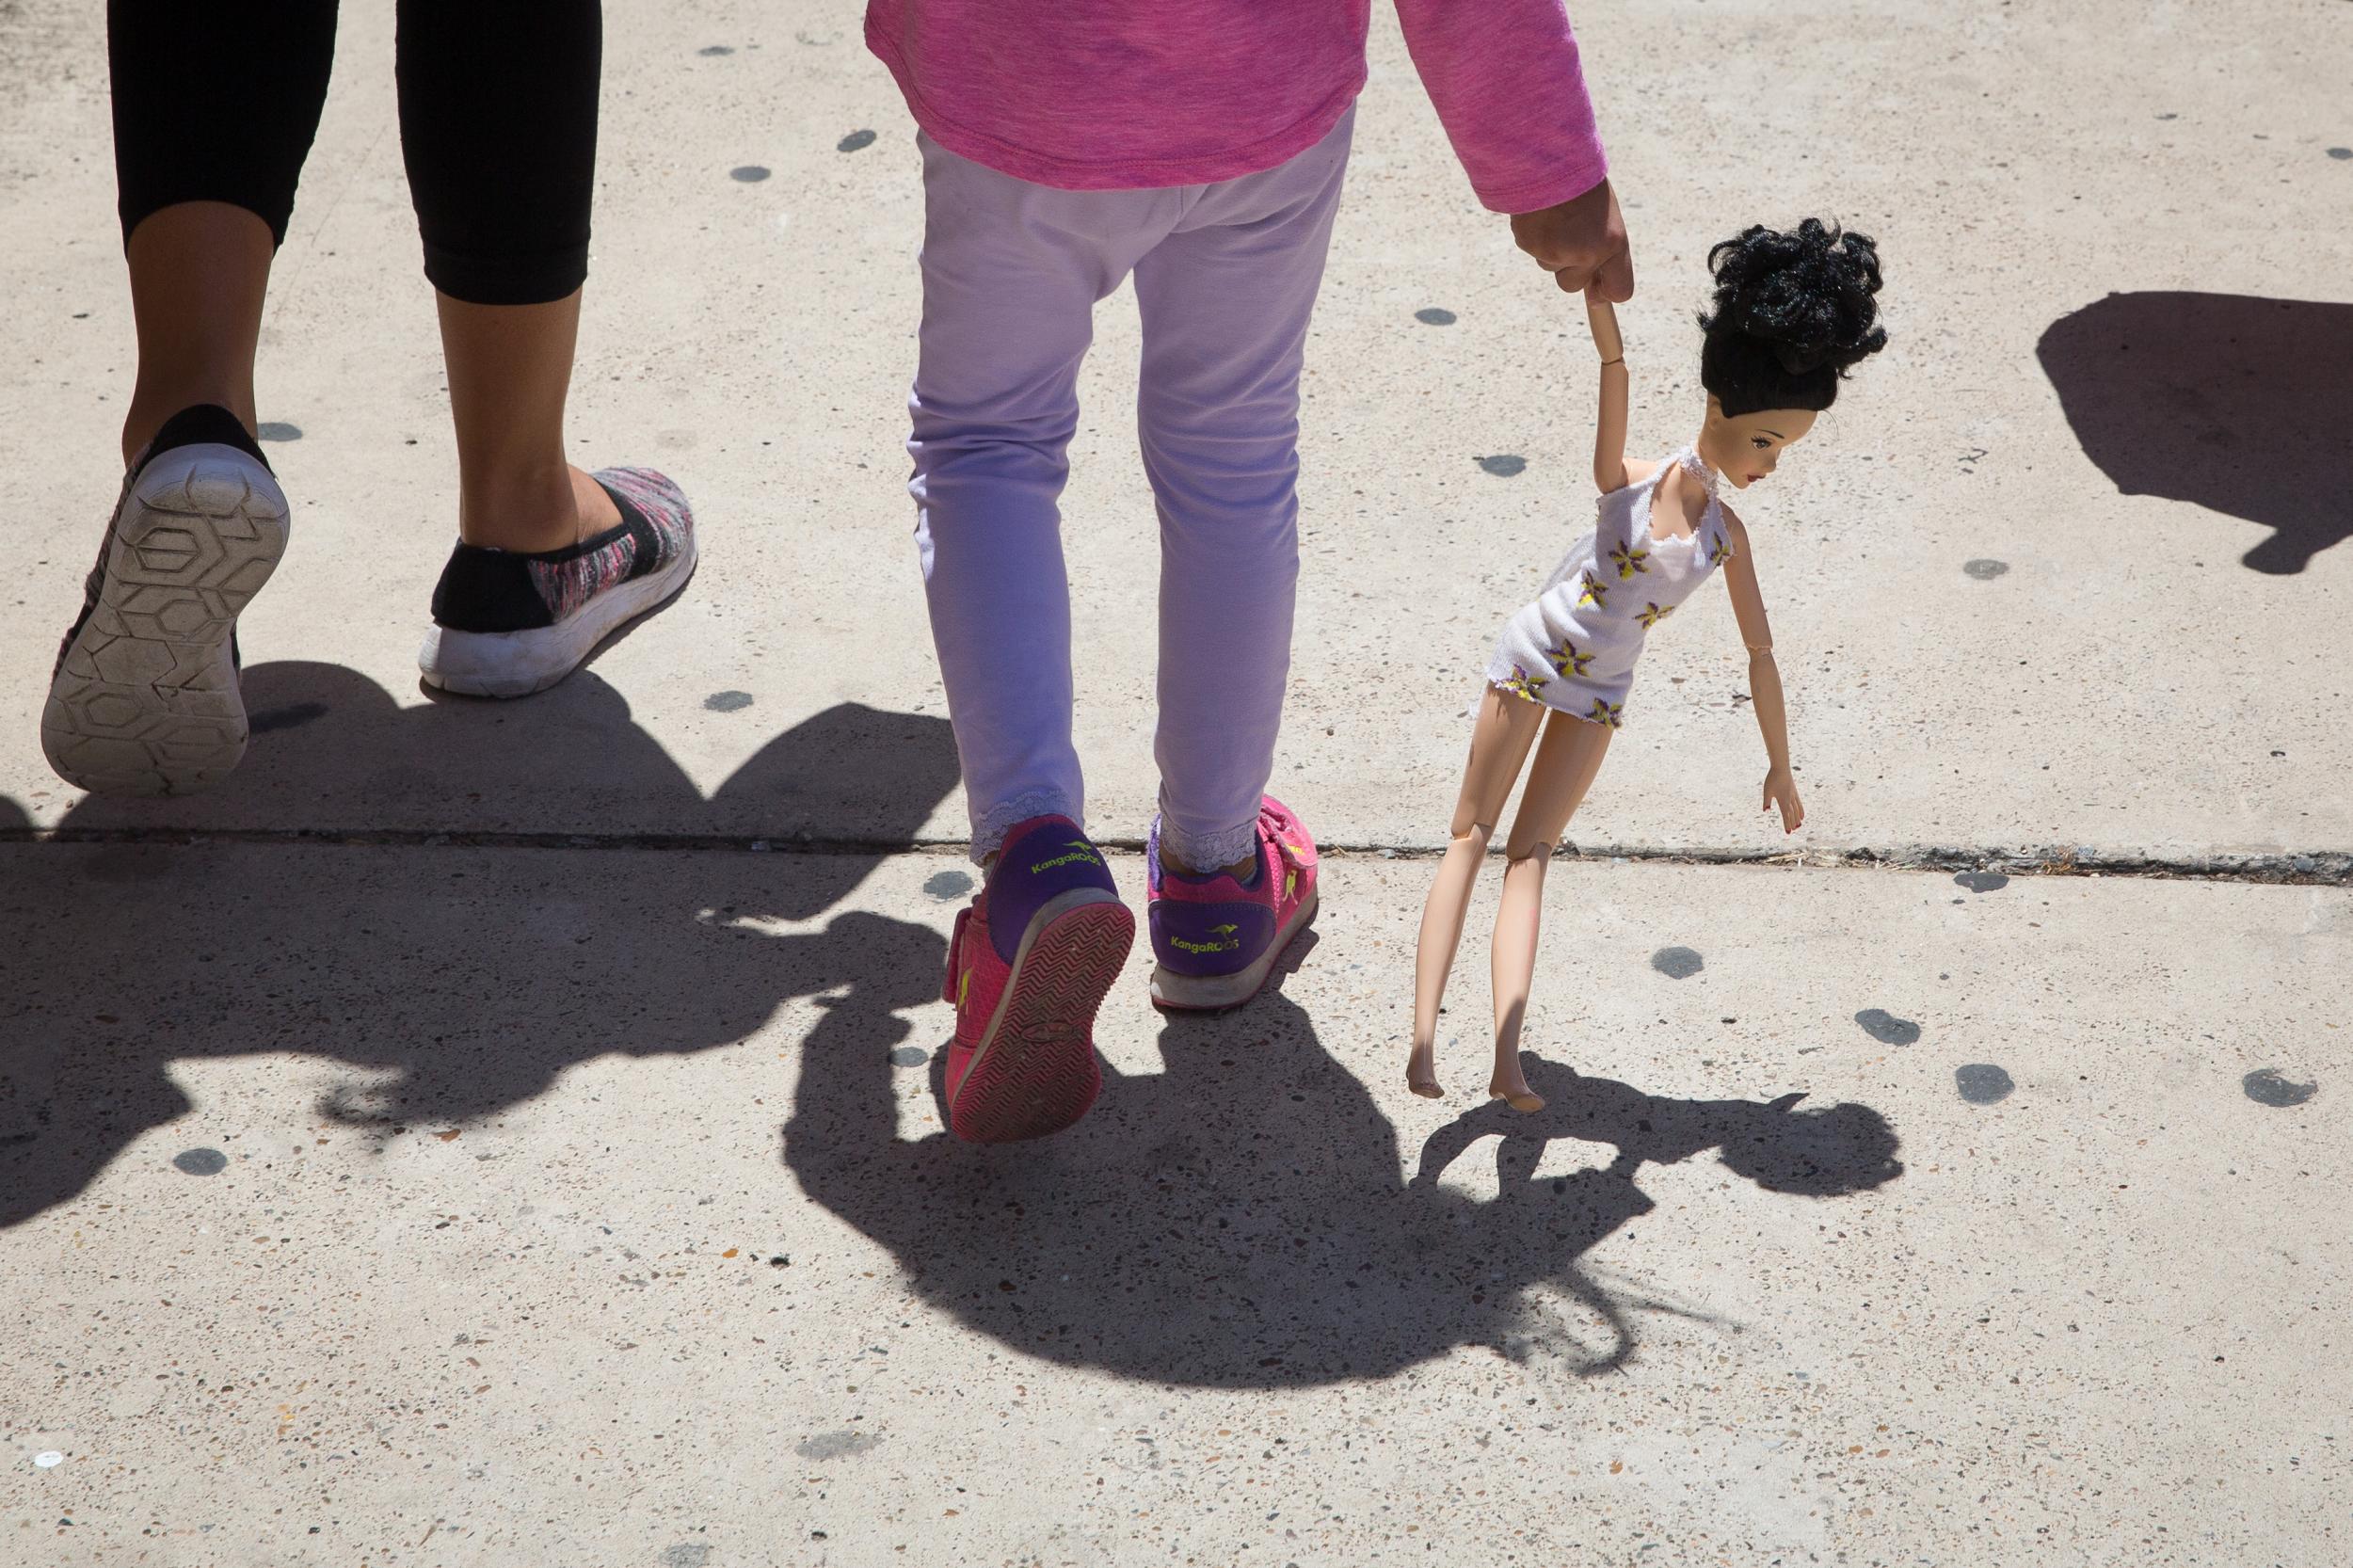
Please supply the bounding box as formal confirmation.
[1408,219,1888,1112]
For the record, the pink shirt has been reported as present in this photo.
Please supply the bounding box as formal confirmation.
[865,1,1607,214]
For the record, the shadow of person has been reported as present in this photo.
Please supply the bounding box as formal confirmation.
[2038,292,2353,574]
[0,662,958,1228]
[785,983,1903,1387]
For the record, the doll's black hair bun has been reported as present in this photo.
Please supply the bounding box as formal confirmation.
[1701,218,1887,376]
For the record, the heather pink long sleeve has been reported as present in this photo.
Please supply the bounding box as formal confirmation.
[865,2,1606,212]
[1393,0,1607,212]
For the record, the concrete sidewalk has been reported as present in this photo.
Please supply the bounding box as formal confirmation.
[4,0,2350,1563]
[4,850,2345,1563]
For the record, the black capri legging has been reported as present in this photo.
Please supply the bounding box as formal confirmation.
[109,0,601,307]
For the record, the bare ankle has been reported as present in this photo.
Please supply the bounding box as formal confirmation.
[459,462,614,552]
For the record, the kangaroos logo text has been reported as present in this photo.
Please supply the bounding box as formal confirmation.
[1028,841,1103,875]
[1168,922,1241,955]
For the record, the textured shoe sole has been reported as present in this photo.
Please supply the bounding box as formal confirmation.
[1149,888,1320,1012]
[419,536,698,698]
[40,446,289,797]
[949,894,1133,1144]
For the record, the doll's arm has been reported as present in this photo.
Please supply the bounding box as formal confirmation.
[1587,294,1629,492]
[1721,515,1804,834]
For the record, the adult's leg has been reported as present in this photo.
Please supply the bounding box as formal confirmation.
[397,0,614,552]
[908,136,1174,859]
[1489,712,1613,1110]
[1410,685,1545,1097]
[109,0,338,459]
[1130,111,1352,875]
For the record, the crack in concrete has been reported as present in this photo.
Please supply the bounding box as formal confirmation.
[4,826,2346,886]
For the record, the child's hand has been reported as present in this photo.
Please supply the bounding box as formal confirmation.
[1511,178,1634,301]
[1762,766,1803,835]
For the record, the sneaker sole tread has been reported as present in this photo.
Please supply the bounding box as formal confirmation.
[40,447,289,797]
[951,896,1133,1144]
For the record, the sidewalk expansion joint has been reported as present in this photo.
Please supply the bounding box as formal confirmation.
[5,826,2347,886]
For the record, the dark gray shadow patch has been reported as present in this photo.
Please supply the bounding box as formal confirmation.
[888,1046,929,1068]
[703,691,754,713]
[1962,558,2009,580]
[1953,871,2009,893]
[256,422,302,441]
[2329,148,2352,161]
[1650,946,1704,980]
[661,1547,713,1568]
[172,1148,228,1176]
[696,45,734,56]
[1477,455,1527,478]
[1955,1064,2014,1104]
[1416,308,1457,326]
[795,1430,878,1462]
[2242,1068,2317,1108]
[838,129,878,153]
[730,165,771,183]
[249,701,328,734]
[1854,1009,1921,1046]
[922,870,973,901]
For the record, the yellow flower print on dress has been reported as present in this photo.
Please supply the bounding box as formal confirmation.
[1608,542,1651,580]
[1586,697,1624,728]
[1635,600,1673,629]
[1707,533,1735,568]
[1576,569,1609,610]
[1497,665,1547,703]
[1545,640,1594,679]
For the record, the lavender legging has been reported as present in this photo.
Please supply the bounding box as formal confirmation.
[907,111,1352,869]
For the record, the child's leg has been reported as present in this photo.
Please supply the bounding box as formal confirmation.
[908,136,1176,861]
[1490,712,1613,1111]
[1410,686,1545,1096]
[1128,112,1353,873]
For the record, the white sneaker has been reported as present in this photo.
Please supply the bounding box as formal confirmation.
[42,410,290,797]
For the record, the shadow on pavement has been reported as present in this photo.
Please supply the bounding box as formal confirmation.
[787,985,1904,1387]
[0,663,959,1228]
[2038,291,2353,574]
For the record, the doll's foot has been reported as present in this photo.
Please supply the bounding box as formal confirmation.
[1489,1064,1545,1113]
[1406,1041,1443,1099]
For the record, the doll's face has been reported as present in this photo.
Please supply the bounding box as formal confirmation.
[1700,400,1818,490]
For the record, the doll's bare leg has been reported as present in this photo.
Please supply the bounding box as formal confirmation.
[1409,686,1544,1098]
[1490,712,1614,1111]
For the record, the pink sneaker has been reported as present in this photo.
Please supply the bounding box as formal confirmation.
[1146,796,1320,1011]
[941,816,1133,1143]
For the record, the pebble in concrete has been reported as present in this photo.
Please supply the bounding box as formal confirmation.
[702,690,753,712]
[1650,945,1705,979]
[1855,1008,1923,1045]
[796,1431,878,1461]
[730,166,771,183]
[661,1547,712,1568]
[171,1147,227,1175]
[923,870,973,900]
[256,422,302,441]
[696,44,734,56]
[1415,307,1457,325]
[888,1046,929,1067]
[1954,871,2010,892]
[839,129,878,152]
[2329,148,2351,160]
[1956,1063,2016,1103]
[2242,1068,2318,1107]
[1477,455,1527,477]
[1963,558,2010,580]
